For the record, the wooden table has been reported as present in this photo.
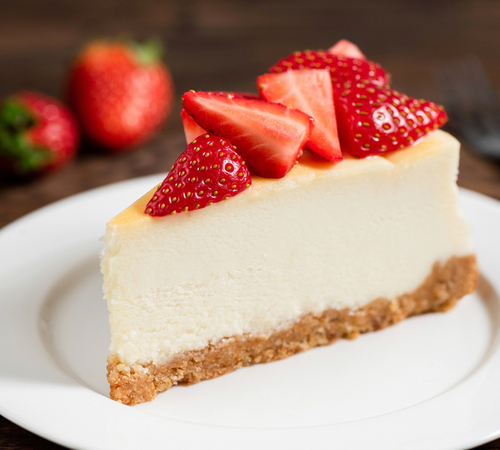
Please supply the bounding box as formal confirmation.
[1,0,499,448]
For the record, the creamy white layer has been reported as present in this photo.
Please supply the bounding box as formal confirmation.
[101,130,473,365]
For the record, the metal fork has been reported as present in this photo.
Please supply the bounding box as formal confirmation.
[434,58,500,158]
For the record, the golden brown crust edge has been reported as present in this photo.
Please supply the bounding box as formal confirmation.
[107,255,478,405]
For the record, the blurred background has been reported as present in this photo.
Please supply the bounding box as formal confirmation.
[1,0,500,448]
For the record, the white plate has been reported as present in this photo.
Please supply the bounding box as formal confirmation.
[0,177,499,450]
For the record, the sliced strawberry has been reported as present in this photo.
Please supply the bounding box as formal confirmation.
[205,91,261,101]
[145,133,251,216]
[180,92,260,144]
[182,91,313,178]
[228,92,261,100]
[180,108,205,143]
[335,83,447,157]
[257,69,342,162]
[327,40,366,60]
[270,50,390,90]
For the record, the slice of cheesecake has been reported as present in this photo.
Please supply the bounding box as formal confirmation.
[102,129,477,405]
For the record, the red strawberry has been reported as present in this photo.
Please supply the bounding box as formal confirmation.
[270,50,390,90]
[257,69,342,162]
[182,91,313,178]
[327,40,366,60]
[67,39,173,152]
[226,92,261,100]
[335,83,447,157]
[0,91,79,175]
[180,92,260,144]
[145,133,251,216]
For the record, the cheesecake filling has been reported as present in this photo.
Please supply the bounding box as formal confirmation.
[107,254,477,405]
[102,130,474,367]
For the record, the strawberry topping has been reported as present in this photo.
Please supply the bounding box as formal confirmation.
[335,83,447,157]
[145,133,251,216]
[182,91,313,178]
[270,47,448,157]
[257,69,342,161]
[270,50,390,90]
[180,92,261,144]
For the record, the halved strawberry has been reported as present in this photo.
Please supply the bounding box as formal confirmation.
[182,91,313,178]
[230,92,261,100]
[180,92,260,144]
[327,40,366,60]
[145,133,251,216]
[335,83,447,157]
[270,50,390,90]
[257,69,342,162]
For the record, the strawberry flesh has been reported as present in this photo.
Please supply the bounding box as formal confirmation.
[145,133,251,216]
[180,92,261,144]
[180,108,205,144]
[182,91,313,178]
[327,40,366,60]
[257,69,342,162]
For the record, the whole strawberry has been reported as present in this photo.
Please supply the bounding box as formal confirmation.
[145,133,251,216]
[67,39,173,152]
[0,91,79,175]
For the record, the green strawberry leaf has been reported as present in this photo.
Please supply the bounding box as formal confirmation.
[0,99,35,131]
[0,100,51,174]
[130,39,163,66]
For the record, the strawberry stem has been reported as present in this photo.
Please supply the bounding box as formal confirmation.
[131,39,163,65]
[0,100,35,131]
[0,100,50,174]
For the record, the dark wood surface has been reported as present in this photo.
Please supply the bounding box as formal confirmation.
[1,0,500,448]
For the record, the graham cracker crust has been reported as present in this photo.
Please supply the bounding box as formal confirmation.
[107,255,477,405]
